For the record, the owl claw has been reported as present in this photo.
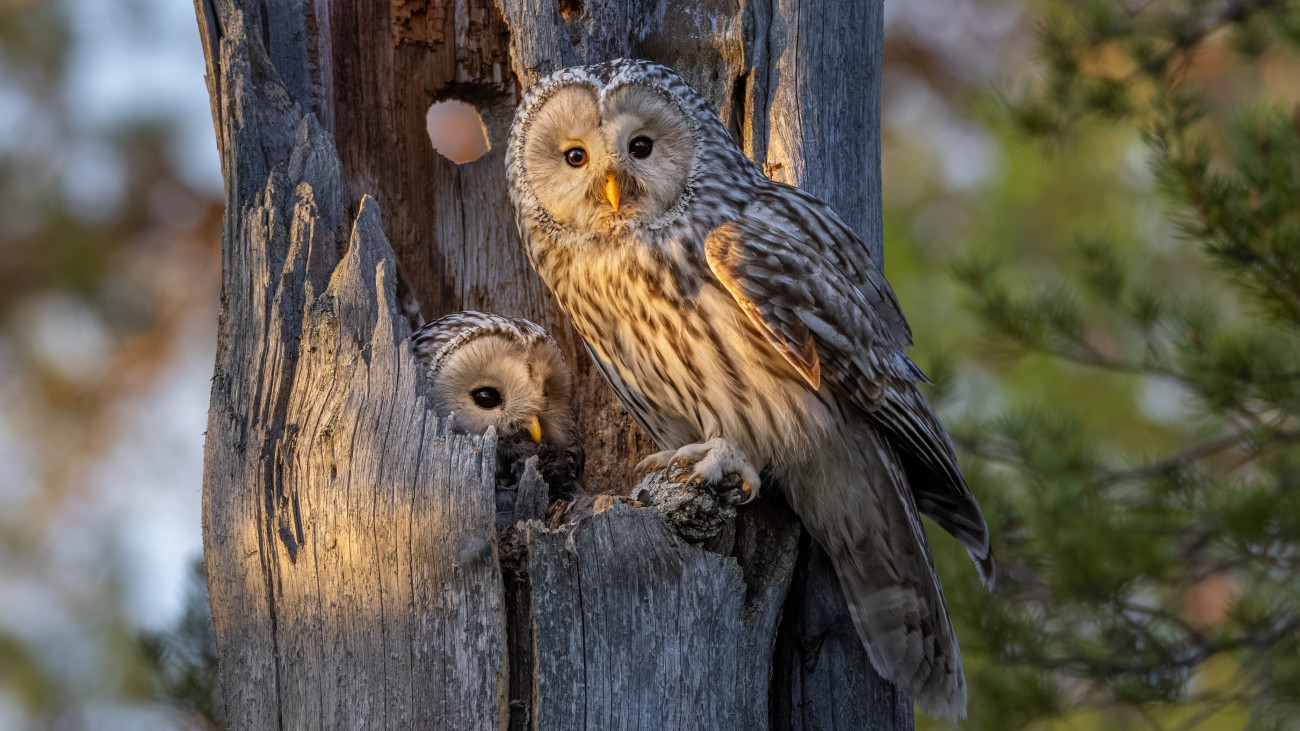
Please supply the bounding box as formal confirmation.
[641,438,761,502]
[636,450,679,476]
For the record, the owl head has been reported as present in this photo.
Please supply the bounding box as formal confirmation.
[506,59,758,247]
[412,311,577,452]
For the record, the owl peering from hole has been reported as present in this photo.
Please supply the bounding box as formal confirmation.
[412,311,584,503]
[505,59,993,719]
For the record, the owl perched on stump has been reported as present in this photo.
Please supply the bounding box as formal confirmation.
[505,59,993,719]
[412,311,584,504]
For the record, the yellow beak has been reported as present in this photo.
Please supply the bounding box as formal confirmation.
[527,416,543,442]
[605,173,620,210]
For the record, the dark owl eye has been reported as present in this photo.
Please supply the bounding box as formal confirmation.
[564,147,588,167]
[628,136,653,159]
[471,387,502,409]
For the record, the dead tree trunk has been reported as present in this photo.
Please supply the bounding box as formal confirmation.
[196,0,910,728]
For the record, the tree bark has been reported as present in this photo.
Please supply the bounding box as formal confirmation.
[197,0,909,728]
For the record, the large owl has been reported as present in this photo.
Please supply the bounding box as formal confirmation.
[505,59,993,719]
[412,311,584,503]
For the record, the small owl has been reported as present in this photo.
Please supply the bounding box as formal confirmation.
[412,311,584,503]
[506,60,992,719]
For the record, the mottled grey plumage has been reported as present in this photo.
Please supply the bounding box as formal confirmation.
[506,59,993,719]
[412,311,584,502]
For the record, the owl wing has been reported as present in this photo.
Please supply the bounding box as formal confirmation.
[772,184,915,349]
[703,198,993,584]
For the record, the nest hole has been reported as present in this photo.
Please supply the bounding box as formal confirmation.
[426,100,490,164]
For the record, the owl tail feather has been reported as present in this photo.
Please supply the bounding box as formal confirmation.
[794,423,967,721]
[877,388,996,590]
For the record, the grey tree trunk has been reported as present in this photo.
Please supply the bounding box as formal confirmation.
[196,0,910,728]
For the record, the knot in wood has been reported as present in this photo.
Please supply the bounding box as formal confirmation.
[632,465,745,549]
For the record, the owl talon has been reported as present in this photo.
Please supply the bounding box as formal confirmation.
[636,450,679,476]
[645,438,761,502]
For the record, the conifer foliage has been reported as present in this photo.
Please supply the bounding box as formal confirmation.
[940,1,1300,728]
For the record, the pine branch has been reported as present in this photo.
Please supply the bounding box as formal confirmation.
[1003,614,1298,679]
[1169,615,1299,668]
[1098,430,1249,485]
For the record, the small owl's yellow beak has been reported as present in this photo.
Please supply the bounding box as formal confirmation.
[528,415,543,442]
[605,173,620,210]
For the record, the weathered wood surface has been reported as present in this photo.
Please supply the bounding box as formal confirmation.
[498,468,800,730]
[197,0,909,728]
[524,502,795,730]
[200,66,508,731]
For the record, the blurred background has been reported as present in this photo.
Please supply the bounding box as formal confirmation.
[0,0,222,727]
[0,0,1296,729]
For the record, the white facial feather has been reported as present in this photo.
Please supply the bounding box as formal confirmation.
[429,334,542,437]
[520,82,695,234]
[411,311,579,452]
[520,85,607,230]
